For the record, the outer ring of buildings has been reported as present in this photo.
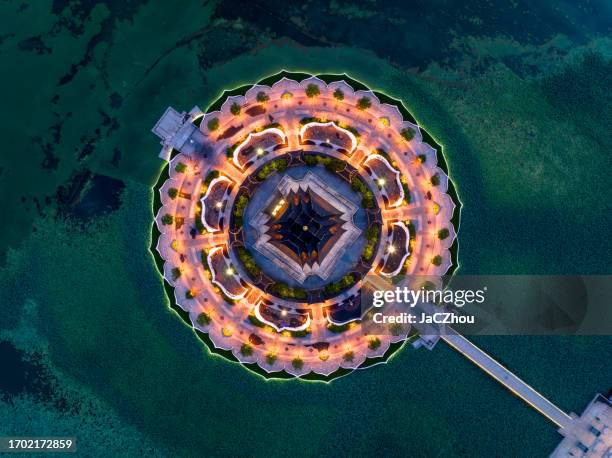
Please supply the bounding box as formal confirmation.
[150,71,461,381]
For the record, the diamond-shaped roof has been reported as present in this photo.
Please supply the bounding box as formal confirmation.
[251,172,361,283]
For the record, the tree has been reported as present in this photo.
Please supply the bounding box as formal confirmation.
[431,255,442,266]
[292,357,304,370]
[438,228,450,240]
[168,188,178,199]
[207,117,220,131]
[161,214,174,225]
[256,91,269,103]
[389,323,403,336]
[333,88,344,100]
[171,267,181,280]
[240,344,253,357]
[305,83,320,98]
[368,337,381,350]
[343,351,354,362]
[401,127,415,141]
[196,312,211,326]
[230,102,241,116]
[430,173,440,186]
[356,96,371,110]
[174,162,187,173]
[204,170,220,185]
[266,353,277,365]
[417,154,426,163]
[186,289,196,299]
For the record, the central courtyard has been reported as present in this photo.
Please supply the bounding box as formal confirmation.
[151,72,460,379]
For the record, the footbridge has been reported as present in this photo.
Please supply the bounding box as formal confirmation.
[441,326,572,429]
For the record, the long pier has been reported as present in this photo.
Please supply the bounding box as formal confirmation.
[441,327,572,430]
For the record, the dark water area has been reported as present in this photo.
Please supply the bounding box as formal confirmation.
[0,341,52,403]
[0,0,611,456]
[57,173,125,220]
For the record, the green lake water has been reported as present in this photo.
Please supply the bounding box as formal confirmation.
[0,1,611,456]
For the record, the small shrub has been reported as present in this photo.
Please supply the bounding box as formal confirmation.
[196,312,211,326]
[304,155,318,166]
[161,214,174,225]
[407,221,416,240]
[305,83,320,98]
[299,116,322,125]
[356,96,371,110]
[430,174,440,186]
[368,337,381,350]
[168,188,178,199]
[256,91,269,103]
[292,357,304,370]
[417,154,426,163]
[171,267,181,281]
[240,344,253,357]
[204,170,220,186]
[343,351,354,362]
[327,323,350,333]
[230,102,241,116]
[186,289,196,299]
[389,323,403,336]
[333,88,344,100]
[401,127,415,141]
[207,117,220,131]
[266,353,277,365]
[431,255,442,266]
[174,162,187,173]
[402,183,411,204]
[438,228,450,240]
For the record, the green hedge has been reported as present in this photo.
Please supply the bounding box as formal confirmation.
[237,246,260,277]
[362,226,379,261]
[323,274,355,296]
[269,282,307,300]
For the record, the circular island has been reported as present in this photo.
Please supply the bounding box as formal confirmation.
[151,72,460,380]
